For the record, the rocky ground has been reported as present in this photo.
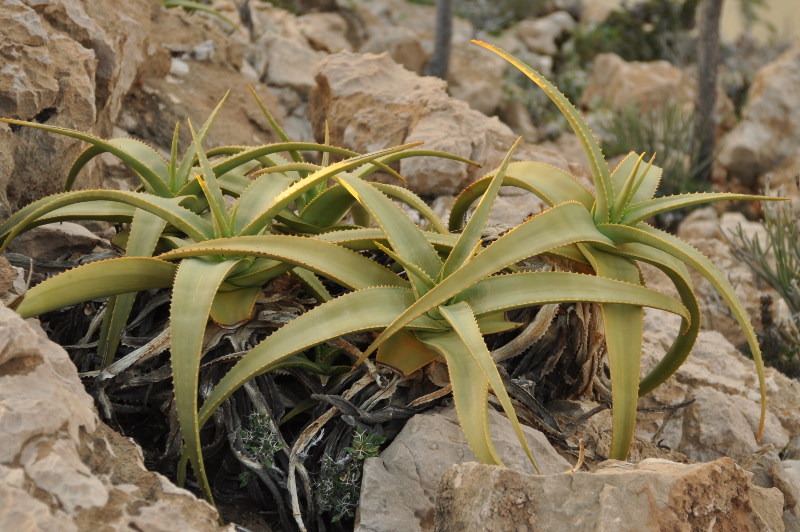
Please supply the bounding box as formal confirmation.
[1,0,799,530]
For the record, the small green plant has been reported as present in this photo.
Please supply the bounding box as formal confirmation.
[571,0,698,66]
[241,412,285,470]
[158,0,237,26]
[315,429,386,523]
[727,186,800,374]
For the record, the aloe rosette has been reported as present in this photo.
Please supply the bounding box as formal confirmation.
[460,40,780,459]
[0,92,473,366]
[137,138,689,500]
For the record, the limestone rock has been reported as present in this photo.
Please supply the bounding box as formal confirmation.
[447,44,508,116]
[0,0,166,217]
[582,53,733,121]
[0,257,25,303]
[637,308,796,463]
[6,222,108,260]
[746,451,800,531]
[310,51,579,196]
[678,385,787,463]
[719,44,800,184]
[359,26,429,74]
[763,152,800,209]
[0,304,233,531]
[297,12,353,54]
[264,36,327,92]
[674,207,787,346]
[355,405,570,532]
[782,460,800,530]
[435,458,784,532]
[119,7,284,152]
[514,11,576,56]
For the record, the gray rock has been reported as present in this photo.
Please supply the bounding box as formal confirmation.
[435,458,785,532]
[0,304,233,531]
[447,44,508,116]
[0,0,164,217]
[355,405,570,532]
[719,44,800,184]
[310,51,578,196]
[297,12,352,53]
[514,11,575,56]
[582,52,733,120]
[263,36,327,92]
[638,307,794,456]
[745,451,800,531]
[359,26,429,74]
[6,221,108,260]
[678,385,787,463]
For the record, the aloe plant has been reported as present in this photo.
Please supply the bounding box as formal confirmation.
[3,42,778,516]
[465,40,779,459]
[145,139,686,499]
[0,91,472,367]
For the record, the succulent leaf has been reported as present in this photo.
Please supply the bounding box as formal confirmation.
[448,161,594,232]
[442,138,521,280]
[356,202,614,366]
[14,258,177,318]
[336,172,443,281]
[157,235,406,289]
[438,301,541,472]
[600,222,767,440]
[170,257,244,504]
[472,40,612,222]
[622,193,785,225]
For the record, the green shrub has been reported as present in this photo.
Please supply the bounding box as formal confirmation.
[728,186,800,376]
[571,0,698,66]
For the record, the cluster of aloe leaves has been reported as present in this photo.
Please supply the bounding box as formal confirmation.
[0,41,774,515]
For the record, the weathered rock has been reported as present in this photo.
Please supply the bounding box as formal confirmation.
[498,99,541,142]
[359,26,429,74]
[263,36,328,92]
[6,222,108,261]
[745,451,800,531]
[352,0,473,47]
[0,304,233,531]
[119,7,284,152]
[679,385,788,463]
[514,11,576,56]
[719,44,800,184]
[0,257,25,304]
[297,12,353,53]
[355,405,570,532]
[0,0,167,218]
[582,52,733,122]
[782,460,800,531]
[447,45,508,116]
[310,51,581,196]
[674,207,787,346]
[435,458,784,532]
[636,308,798,465]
